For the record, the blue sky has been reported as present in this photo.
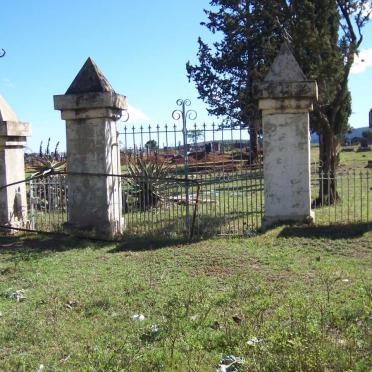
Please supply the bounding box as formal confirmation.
[1,0,372,152]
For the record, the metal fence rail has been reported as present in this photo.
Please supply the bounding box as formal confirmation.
[28,173,68,232]
[0,169,371,239]
[118,117,265,236]
[120,174,201,238]
[191,168,264,236]
[312,170,371,225]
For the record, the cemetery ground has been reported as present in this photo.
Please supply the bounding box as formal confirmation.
[0,223,371,371]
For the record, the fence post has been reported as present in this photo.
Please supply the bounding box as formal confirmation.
[0,95,31,231]
[257,43,318,230]
[54,58,127,239]
[172,99,197,233]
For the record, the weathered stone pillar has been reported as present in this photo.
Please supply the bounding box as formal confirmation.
[54,58,127,239]
[257,44,318,229]
[0,95,31,231]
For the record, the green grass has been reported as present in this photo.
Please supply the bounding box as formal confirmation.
[0,225,371,371]
[311,145,371,172]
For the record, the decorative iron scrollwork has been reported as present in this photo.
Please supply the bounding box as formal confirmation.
[121,110,130,123]
[172,99,197,124]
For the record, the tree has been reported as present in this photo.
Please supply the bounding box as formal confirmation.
[292,0,369,203]
[187,0,370,203]
[145,140,157,153]
[187,0,284,162]
[187,129,203,143]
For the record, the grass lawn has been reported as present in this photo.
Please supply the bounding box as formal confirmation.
[310,145,371,172]
[0,225,371,371]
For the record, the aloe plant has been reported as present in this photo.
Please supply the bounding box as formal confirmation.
[32,159,66,177]
[127,158,170,210]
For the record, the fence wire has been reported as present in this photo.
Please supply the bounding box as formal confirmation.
[0,168,371,238]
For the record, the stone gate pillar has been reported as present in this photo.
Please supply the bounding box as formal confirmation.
[54,58,127,239]
[0,95,31,231]
[257,44,318,229]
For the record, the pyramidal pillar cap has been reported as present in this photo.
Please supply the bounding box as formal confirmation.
[54,57,127,112]
[256,43,318,100]
[0,95,31,137]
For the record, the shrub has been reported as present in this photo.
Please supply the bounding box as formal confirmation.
[127,158,170,210]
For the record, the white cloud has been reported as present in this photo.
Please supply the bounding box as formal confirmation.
[351,49,372,74]
[124,104,150,123]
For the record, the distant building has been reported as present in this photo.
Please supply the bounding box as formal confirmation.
[311,127,370,144]
[311,110,372,143]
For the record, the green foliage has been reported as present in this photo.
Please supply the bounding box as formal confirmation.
[186,0,283,127]
[187,129,203,143]
[187,0,370,176]
[145,139,157,151]
[127,157,170,210]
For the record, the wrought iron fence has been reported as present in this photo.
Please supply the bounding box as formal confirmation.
[0,168,263,238]
[120,173,201,238]
[311,170,371,225]
[0,96,370,238]
[0,169,370,239]
[118,99,264,236]
[28,173,68,232]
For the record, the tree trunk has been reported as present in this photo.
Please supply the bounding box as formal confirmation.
[317,129,340,205]
[249,120,259,164]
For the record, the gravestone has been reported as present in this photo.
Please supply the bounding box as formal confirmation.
[0,95,31,231]
[54,58,127,239]
[257,43,318,229]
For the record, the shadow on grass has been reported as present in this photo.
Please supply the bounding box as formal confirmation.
[0,211,262,258]
[0,233,107,261]
[109,236,191,253]
[111,212,262,253]
[278,223,372,240]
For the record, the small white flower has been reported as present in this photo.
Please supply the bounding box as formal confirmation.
[151,324,159,332]
[131,314,145,321]
[247,336,262,346]
[342,279,350,283]
[36,364,44,372]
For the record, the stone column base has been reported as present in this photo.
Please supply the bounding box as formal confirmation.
[63,221,123,241]
[261,211,315,232]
